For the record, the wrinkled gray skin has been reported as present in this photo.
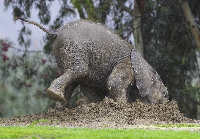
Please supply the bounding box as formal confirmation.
[16,18,168,109]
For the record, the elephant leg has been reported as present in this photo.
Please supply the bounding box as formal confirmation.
[107,58,134,103]
[47,69,85,102]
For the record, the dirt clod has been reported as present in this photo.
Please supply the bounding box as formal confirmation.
[0,99,199,128]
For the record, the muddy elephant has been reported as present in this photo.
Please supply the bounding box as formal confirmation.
[16,18,169,108]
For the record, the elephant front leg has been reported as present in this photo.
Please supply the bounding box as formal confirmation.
[47,69,78,102]
[107,59,134,103]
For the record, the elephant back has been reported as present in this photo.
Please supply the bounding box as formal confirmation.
[53,20,133,81]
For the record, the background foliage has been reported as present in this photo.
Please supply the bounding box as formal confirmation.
[1,0,200,119]
[0,39,58,117]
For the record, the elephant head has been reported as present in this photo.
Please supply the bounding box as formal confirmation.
[131,49,169,104]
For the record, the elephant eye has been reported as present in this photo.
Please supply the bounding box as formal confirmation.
[163,91,168,98]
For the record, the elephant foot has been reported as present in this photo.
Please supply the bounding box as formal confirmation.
[47,87,65,102]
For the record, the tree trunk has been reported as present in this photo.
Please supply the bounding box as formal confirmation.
[179,0,200,52]
[179,0,200,119]
[133,0,144,56]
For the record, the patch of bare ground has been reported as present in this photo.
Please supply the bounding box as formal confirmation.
[0,98,199,131]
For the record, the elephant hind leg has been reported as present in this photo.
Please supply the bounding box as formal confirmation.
[107,58,134,103]
[47,69,86,102]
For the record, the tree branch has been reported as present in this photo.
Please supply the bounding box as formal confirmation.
[116,0,133,15]
[179,0,200,52]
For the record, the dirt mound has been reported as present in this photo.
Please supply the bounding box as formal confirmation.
[0,98,198,128]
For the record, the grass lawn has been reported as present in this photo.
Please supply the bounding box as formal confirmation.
[0,126,200,139]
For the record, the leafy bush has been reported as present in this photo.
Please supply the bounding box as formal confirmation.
[0,39,58,118]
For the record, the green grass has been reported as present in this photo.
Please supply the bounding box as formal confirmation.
[0,126,200,139]
[29,119,51,126]
[154,123,200,128]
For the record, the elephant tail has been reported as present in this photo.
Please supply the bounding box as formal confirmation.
[15,17,57,39]
[131,49,168,98]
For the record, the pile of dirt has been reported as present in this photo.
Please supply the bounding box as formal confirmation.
[0,98,198,128]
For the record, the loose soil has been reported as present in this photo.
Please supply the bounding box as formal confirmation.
[0,98,200,131]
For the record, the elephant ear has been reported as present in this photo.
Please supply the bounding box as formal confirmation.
[131,49,166,97]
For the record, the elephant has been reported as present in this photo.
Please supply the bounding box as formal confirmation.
[16,18,169,109]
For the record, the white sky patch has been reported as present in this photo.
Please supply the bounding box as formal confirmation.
[0,1,69,51]
[0,3,20,45]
